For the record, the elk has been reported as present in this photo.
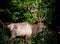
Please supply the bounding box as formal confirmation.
[7,4,46,44]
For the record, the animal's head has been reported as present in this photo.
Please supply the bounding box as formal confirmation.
[38,23,46,32]
[36,16,46,32]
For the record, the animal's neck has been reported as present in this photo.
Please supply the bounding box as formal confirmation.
[31,24,39,36]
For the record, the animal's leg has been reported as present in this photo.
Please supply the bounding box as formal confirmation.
[27,40,30,44]
[24,35,28,44]
[24,35,30,44]
[8,29,17,44]
[8,31,16,44]
[8,36,16,44]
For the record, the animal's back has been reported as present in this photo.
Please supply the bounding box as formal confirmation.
[14,22,32,37]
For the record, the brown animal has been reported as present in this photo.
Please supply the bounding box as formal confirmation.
[7,5,46,44]
[7,22,46,44]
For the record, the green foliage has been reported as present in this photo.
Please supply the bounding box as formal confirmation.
[0,32,8,44]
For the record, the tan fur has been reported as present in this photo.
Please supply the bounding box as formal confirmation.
[7,22,32,37]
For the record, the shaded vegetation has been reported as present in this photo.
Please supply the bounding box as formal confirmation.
[0,0,59,44]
